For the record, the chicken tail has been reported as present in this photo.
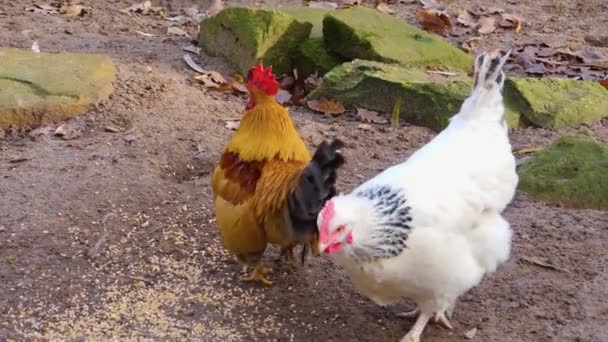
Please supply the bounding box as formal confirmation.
[468,210,512,274]
[458,49,511,122]
[282,140,345,260]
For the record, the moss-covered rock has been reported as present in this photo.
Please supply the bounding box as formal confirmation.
[307,60,519,131]
[294,37,343,76]
[505,77,608,129]
[199,7,312,75]
[0,47,116,129]
[518,134,608,210]
[323,6,473,71]
[278,7,328,38]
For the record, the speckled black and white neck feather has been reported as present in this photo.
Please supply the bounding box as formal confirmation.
[353,185,413,261]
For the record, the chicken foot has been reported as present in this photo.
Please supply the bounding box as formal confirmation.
[400,312,431,342]
[240,263,272,286]
[397,308,453,330]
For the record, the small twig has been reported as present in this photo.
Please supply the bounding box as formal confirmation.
[426,70,458,77]
[124,275,155,285]
[514,146,543,155]
[85,213,116,260]
[521,256,570,273]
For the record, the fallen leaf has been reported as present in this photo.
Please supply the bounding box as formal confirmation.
[194,74,221,88]
[461,37,481,53]
[416,8,452,36]
[167,26,188,36]
[500,13,522,32]
[357,108,387,124]
[513,146,543,155]
[54,123,83,140]
[357,123,373,131]
[228,77,247,93]
[521,256,570,273]
[456,9,475,27]
[464,327,477,339]
[123,134,137,144]
[375,2,396,15]
[224,120,240,130]
[600,79,608,89]
[513,49,536,69]
[308,1,339,9]
[59,4,86,18]
[307,98,345,115]
[121,1,163,15]
[182,45,200,55]
[574,49,605,64]
[208,71,227,84]
[476,17,496,34]
[450,27,470,37]
[419,0,443,10]
[275,89,292,105]
[31,41,40,53]
[486,6,504,14]
[183,54,205,73]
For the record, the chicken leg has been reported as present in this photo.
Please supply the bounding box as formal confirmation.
[400,312,431,342]
[241,262,272,286]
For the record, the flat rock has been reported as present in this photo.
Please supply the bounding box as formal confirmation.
[278,7,327,39]
[199,7,312,75]
[505,77,608,129]
[518,133,608,210]
[323,6,473,71]
[0,48,116,129]
[308,59,520,131]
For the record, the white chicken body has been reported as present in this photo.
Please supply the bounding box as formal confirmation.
[318,51,517,342]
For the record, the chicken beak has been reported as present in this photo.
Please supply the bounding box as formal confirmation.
[318,241,328,254]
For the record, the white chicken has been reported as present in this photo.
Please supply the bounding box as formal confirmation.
[316,50,518,342]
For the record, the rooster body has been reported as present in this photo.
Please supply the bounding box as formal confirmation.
[317,51,517,341]
[212,64,344,285]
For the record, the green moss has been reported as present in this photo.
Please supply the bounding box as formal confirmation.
[294,37,343,77]
[199,7,312,75]
[323,6,473,71]
[518,134,608,210]
[278,7,328,38]
[0,47,116,129]
[308,60,519,131]
[505,77,608,129]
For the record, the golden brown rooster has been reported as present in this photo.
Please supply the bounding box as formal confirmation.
[211,63,344,286]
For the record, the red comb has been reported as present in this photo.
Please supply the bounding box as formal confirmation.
[246,63,279,96]
[319,199,335,244]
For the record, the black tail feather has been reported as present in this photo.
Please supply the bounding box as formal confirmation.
[281,139,345,261]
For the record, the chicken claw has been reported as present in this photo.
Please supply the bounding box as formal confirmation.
[400,312,431,342]
[240,264,272,286]
[432,312,453,330]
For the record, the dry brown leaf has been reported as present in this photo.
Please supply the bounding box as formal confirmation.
[307,98,345,115]
[224,120,240,130]
[357,108,387,124]
[375,2,397,15]
[526,63,546,75]
[231,73,245,84]
[416,8,451,36]
[121,1,163,15]
[476,17,496,35]
[600,79,608,90]
[59,4,86,17]
[308,1,339,9]
[456,9,475,27]
[194,74,220,88]
[167,26,188,36]
[500,13,522,32]
[275,89,292,105]
[357,123,374,131]
[461,37,481,53]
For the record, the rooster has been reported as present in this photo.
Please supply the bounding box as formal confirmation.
[212,63,345,286]
[316,50,517,341]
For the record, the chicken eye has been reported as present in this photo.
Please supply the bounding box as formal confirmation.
[336,225,344,233]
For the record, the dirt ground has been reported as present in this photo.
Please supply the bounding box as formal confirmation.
[1,0,608,341]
